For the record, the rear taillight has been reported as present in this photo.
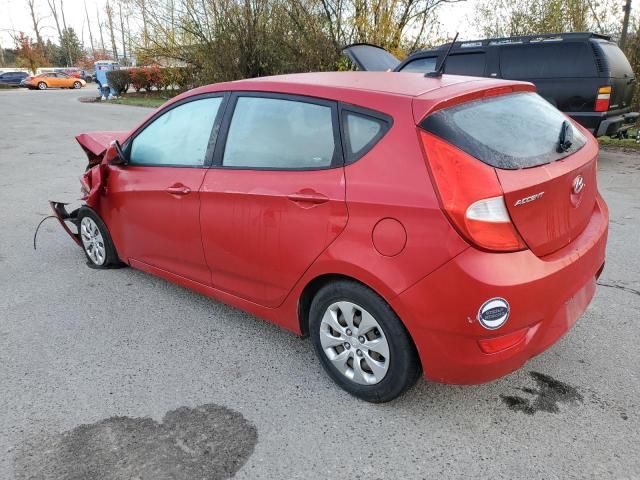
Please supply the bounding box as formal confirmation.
[595,86,611,112]
[418,130,527,252]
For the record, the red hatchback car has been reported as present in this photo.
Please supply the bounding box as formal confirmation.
[53,72,608,402]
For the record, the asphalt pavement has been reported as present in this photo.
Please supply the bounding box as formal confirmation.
[1,87,639,479]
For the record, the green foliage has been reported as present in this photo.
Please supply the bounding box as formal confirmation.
[106,69,131,94]
[51,28,84,67]
[160,67,195,91]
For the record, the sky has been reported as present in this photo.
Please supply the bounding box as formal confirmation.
[0,0,636,49]
[0,0,109,46]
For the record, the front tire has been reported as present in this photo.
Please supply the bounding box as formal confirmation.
[73,81,82,89]
[309,280,421,403]
[77,207,122,268]
[37,81,47,90]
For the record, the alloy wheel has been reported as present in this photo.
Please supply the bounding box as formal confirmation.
[319,301,390,385]
[80,217,106,265]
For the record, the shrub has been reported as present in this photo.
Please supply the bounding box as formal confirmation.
[128,65,164,92]
[105,69,130,94]
[158,66,195,91]
[129,67,149,92]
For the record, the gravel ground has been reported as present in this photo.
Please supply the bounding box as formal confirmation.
[1,87,639,480]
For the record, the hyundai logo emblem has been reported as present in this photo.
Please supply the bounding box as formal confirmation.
[573,175,585,195]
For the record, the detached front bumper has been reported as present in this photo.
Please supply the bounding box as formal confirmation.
[49,201,82,246]
[392,194,609,384]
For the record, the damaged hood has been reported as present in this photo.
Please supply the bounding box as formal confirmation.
[76,131,129,165]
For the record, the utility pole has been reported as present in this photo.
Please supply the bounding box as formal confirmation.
[620,0,632,49]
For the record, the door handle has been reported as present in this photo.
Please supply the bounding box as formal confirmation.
[287,192,329,205]
[165,185,191,196]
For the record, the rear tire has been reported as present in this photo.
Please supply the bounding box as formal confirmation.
[77,207,123,269]
[37,82,47,90]
[73,81,82,89]
[309,280,421,403]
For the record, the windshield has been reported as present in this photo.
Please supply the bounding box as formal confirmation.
[420,92,587,169]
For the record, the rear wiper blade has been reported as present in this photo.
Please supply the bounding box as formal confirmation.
[557,120,573,153]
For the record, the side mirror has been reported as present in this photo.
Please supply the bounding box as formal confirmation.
[106,140,128,165]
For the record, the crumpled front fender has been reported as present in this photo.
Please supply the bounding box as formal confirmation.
[49,201,82,246]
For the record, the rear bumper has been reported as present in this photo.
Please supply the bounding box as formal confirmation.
[568,110,639,137]
[392,194,609,384]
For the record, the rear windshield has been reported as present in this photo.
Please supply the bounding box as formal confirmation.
[597,42,634,78]
[420,92,587,170]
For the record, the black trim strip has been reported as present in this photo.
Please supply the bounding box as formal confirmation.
[338,103,393,164]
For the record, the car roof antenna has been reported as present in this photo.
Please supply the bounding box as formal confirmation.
[426,32,459,78]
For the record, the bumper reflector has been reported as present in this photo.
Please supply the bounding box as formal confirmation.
[478,328,528,354]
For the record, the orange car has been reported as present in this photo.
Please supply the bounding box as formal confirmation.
[24,72,86,90]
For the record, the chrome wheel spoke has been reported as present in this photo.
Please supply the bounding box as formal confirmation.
[362,352,387,381]
[336,301,356,329]
[365,337,389,359]
[351,356,368,384]
[321,307,344,336]
[326,349,350,376]
[319,329,345,349]
[356,310,378,336]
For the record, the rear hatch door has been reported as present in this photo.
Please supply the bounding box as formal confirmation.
[497,140,598,256]
[419,90,598,257]
[342,44,401,71]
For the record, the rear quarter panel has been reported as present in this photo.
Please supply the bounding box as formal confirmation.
[301,92,468,300]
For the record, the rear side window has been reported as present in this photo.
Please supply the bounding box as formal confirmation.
[401,57,437,73]
[223,97,337,169]
[597,42,634,78]
[420,92,587,170]
[445,53,486,76]
[342,110,391,163]
[500,43,597,78]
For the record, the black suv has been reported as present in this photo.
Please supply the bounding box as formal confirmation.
[344,32,638,137]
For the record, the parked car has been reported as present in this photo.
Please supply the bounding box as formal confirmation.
[82,70,96,82]
[0,71,29,86]
[51,72,608,402]
[344,32,638,137]
[24,72,86,90]
[62,69,82,78]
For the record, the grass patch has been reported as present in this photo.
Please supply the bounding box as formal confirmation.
[598,128,640,150]
[111,92,176,108]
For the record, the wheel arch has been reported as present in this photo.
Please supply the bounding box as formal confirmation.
[297,273,418,354]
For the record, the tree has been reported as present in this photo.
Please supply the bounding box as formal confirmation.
[47,0,73,65]
[57,28,84,65]
[315,0,462,55]
[105,1,119,60]
[15,32,48,73]
[473,0,620,37]
[84,0,96,55]
[27,0,45,47]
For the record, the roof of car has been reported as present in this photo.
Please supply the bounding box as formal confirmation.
[193,71,493,98]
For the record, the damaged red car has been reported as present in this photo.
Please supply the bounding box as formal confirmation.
[53,71,608,402]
